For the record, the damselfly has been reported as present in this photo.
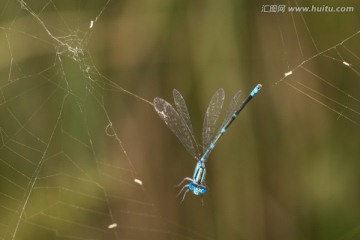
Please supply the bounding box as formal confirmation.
[153,84,262,202]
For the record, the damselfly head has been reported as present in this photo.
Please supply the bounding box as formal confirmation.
[189,182,207,195]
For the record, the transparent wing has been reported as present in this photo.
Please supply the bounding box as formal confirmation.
[202,88,225,152]
[153,97,199,160]
[219,90,242,129]
[173,89,200,157]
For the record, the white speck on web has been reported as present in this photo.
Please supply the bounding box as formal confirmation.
[343,61,350,66]
[284,71,293,77]
[134,178,143,185]
[108,223,117,229]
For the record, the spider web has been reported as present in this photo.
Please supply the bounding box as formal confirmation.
[1,0,360,240]
[257,1,360,239]
[0,1,210,239]
[270,0,360,126]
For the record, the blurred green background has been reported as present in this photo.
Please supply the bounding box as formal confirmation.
[1,0,360,239]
